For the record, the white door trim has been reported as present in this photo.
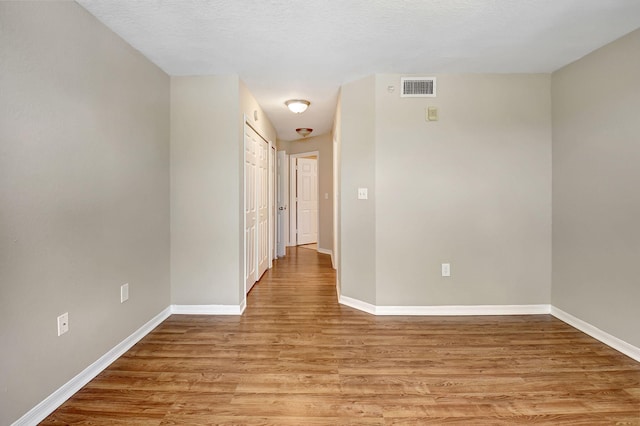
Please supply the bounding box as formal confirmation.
[269,145,276,266]
[276,150,289,258]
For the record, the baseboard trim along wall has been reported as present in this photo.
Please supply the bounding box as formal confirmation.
[338,295,377,314]
[317,248,332,256]
[171,301,246,315]
[376,304,551,316]
[13,306,172,426]
[551,306,640,363]
[338,296,550,316]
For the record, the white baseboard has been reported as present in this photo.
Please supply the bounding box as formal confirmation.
[339,297,550,316]
[375,304,550,316]
[171,301,246,315]
[338,295,376,315]
[12,306,171,426]
[551,306,640,362]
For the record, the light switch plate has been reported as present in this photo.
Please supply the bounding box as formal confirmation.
[121,283,129,303]
[358,188,368,200]
[427,106,439,121]
[441,263,451,277]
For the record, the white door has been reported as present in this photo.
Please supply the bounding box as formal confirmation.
[257,137,269,280]
[276,151,288,258]
[244,125,258,293]
[296,157,318,245]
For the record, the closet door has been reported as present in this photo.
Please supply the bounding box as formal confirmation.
[257,136,269,279]
[244,124,258,293]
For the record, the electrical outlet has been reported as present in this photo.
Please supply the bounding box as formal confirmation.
[57,312,69,336]
[441,263,451,277]
[120,283,129,303]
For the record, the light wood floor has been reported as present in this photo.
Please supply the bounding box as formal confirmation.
[42,247,640,425]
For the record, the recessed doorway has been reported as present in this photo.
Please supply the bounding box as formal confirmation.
[289,152,319,247]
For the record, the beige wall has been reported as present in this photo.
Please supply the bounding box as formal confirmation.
[339,76,377,304]
[337,74,552,307]
[375,74,552,306]
[170,75,241,304]
[0,3,170,424]
[171,77,276,305]
[278,133,334,253]
[552,29,640,347]
[333,94,342,277]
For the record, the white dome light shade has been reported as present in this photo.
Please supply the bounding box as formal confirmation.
[285,99,310,114]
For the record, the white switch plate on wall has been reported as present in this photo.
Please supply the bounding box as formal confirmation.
[121,283,129,303]
[441,263,451,277]
[358,188,368,200]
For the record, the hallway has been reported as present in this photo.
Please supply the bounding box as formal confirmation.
[42,248,640,425]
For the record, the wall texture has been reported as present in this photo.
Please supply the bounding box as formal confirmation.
[336,74,552,307]
[278,133,334,253]
[339,76,377,304]
[0,3,170,424]
[375,74,552,306]
[170,75,240,305]
[552,29,640,348]
[333,96,342,275]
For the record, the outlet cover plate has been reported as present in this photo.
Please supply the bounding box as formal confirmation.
[57,312,69,336]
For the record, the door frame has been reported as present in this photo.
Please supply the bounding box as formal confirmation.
[276,150,289,258]
[269,145,276,267]
[288,151,320,247]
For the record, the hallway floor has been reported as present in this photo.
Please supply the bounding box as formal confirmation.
[42,247,640,425]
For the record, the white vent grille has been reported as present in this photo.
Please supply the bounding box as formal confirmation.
[401,77,436,97]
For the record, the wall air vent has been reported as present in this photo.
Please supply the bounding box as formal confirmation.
[400,77,436,97]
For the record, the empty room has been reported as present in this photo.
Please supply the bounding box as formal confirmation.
[1,1,640,424]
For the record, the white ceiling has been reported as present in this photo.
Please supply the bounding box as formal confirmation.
[77,0,640,141]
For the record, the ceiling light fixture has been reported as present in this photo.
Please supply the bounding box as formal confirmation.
[296,128,313,138]
[285,99,310,114]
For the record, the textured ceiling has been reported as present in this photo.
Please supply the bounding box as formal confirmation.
[77,0,640,141]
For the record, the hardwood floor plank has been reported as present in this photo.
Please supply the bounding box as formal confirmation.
[41,247,640,425]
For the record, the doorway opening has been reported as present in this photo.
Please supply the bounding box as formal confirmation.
[274,136,337,295]
[289,151,319,248]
